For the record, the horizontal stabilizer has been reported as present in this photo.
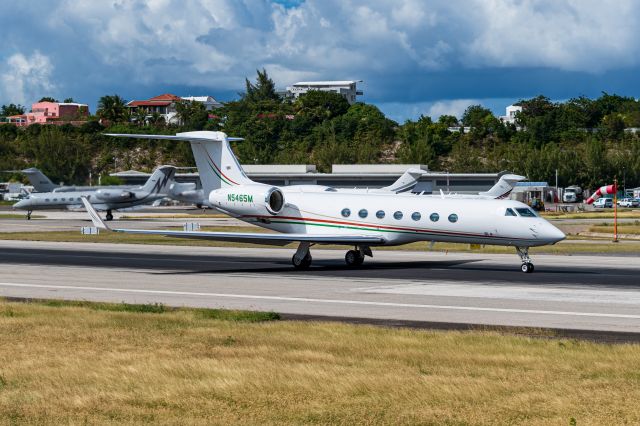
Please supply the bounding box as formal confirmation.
[104,133,244,142]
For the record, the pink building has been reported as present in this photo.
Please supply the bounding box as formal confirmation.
[4,101,90,127]
[24,101,89,125]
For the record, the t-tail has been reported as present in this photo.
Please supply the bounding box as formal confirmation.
[141,165,176,195]
[105,131,254,194]
[479,174,526,199]
[22,168,58,192]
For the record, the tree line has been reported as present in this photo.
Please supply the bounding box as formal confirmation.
[1,70,640,190]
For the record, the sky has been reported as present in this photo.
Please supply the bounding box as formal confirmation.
[1,0,640,122]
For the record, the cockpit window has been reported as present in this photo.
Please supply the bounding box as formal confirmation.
[516,208,537,217]
[324,187,337,192]
[505,208,517,216]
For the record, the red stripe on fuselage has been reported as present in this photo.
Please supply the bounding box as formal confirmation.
[204,149,239,185]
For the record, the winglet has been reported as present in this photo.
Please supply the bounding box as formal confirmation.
[80,197,109,230]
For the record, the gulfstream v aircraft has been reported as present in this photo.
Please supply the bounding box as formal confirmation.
[84,131,565,272]
[15,165,176,220]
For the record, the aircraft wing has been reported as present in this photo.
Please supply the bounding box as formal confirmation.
[81,197,384,246]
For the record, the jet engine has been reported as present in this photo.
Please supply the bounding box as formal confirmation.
[94,189,136,202]
[209,185,285,215]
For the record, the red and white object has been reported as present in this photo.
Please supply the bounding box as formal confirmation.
[585,184,616,204]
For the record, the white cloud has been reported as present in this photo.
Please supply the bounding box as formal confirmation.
[378,99,480,123]
[1,51,55,106]
[464,0,640,72]
[2,0,640,112]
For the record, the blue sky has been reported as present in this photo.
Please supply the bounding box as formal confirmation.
[1,0,640,122]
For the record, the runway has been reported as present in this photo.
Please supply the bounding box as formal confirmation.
[0,240,639,337]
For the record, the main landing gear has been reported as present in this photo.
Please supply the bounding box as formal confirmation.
[105,210,114,221]
[292,242,312,269]
[516,246,534,273]
[347,246,373,267]
[291,244,373,270]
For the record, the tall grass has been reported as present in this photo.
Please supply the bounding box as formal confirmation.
[0,300,639,424]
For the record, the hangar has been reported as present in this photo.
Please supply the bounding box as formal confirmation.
[111,164,503,195]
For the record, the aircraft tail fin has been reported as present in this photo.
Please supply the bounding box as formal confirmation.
[140,165,176,195]
[105,132,254,194]
[22,168,58,192]
[480,174,526,199]
[380,168,427,193]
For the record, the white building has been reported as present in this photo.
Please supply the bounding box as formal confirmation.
[127,94,222,124]
[500,105,522,124]
[285,80,363,104]
[181,96,223,111]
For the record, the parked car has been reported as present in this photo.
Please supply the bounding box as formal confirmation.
[593,198,613,208]
[618,198,640,208]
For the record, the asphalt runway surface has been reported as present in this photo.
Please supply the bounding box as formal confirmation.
[0,240,639,339]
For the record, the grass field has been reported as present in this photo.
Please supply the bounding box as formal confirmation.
[589,222,640,235]
[0,213,44,219]
[0,299,639,424]
[542,210,640,219]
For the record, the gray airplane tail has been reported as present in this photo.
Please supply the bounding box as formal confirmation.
[141,165,177,195]
[379,168,427,193]
[479,174,526,199]
[22,168,58,192]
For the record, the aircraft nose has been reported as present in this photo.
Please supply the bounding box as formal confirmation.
[13,199,28,210]
[545,223,566,244]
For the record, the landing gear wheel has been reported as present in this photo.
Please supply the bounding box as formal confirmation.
[345,250,365,267]
[520,262,534,273]
[26,211,32,220]
[105,211,114,221]
[292,253,312,270]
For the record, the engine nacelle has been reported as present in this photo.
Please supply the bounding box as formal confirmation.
[209,185,284,215]
[94,189,135,202]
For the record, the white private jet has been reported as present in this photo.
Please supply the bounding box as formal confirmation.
[82,131,565,273]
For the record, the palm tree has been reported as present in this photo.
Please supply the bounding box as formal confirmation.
[97,95,128,123]
[134,108,147,126]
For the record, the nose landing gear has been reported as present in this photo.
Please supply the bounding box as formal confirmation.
[516,247,534,273]
[26,210,32,220]
[105,210,114,221]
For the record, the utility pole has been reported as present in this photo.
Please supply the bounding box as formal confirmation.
[613,177,618,243]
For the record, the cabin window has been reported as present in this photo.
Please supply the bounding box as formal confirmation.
[376,210,385,219]
[448,213,458,223]
[341,208,351,218]
[430,213,439,222]
[516,208,537,217]
[505,208,517,216]
[358,209,368,218]
[61,198,66,201]
[45,199,50,202]
[393,211,403,220]
[53,198,58,202]
[411,212,421,221]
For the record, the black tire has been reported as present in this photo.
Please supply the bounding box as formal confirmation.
[345,250,363,267]
[292,253,312,270]
[520,263,534,273]
[105,212,114,221]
